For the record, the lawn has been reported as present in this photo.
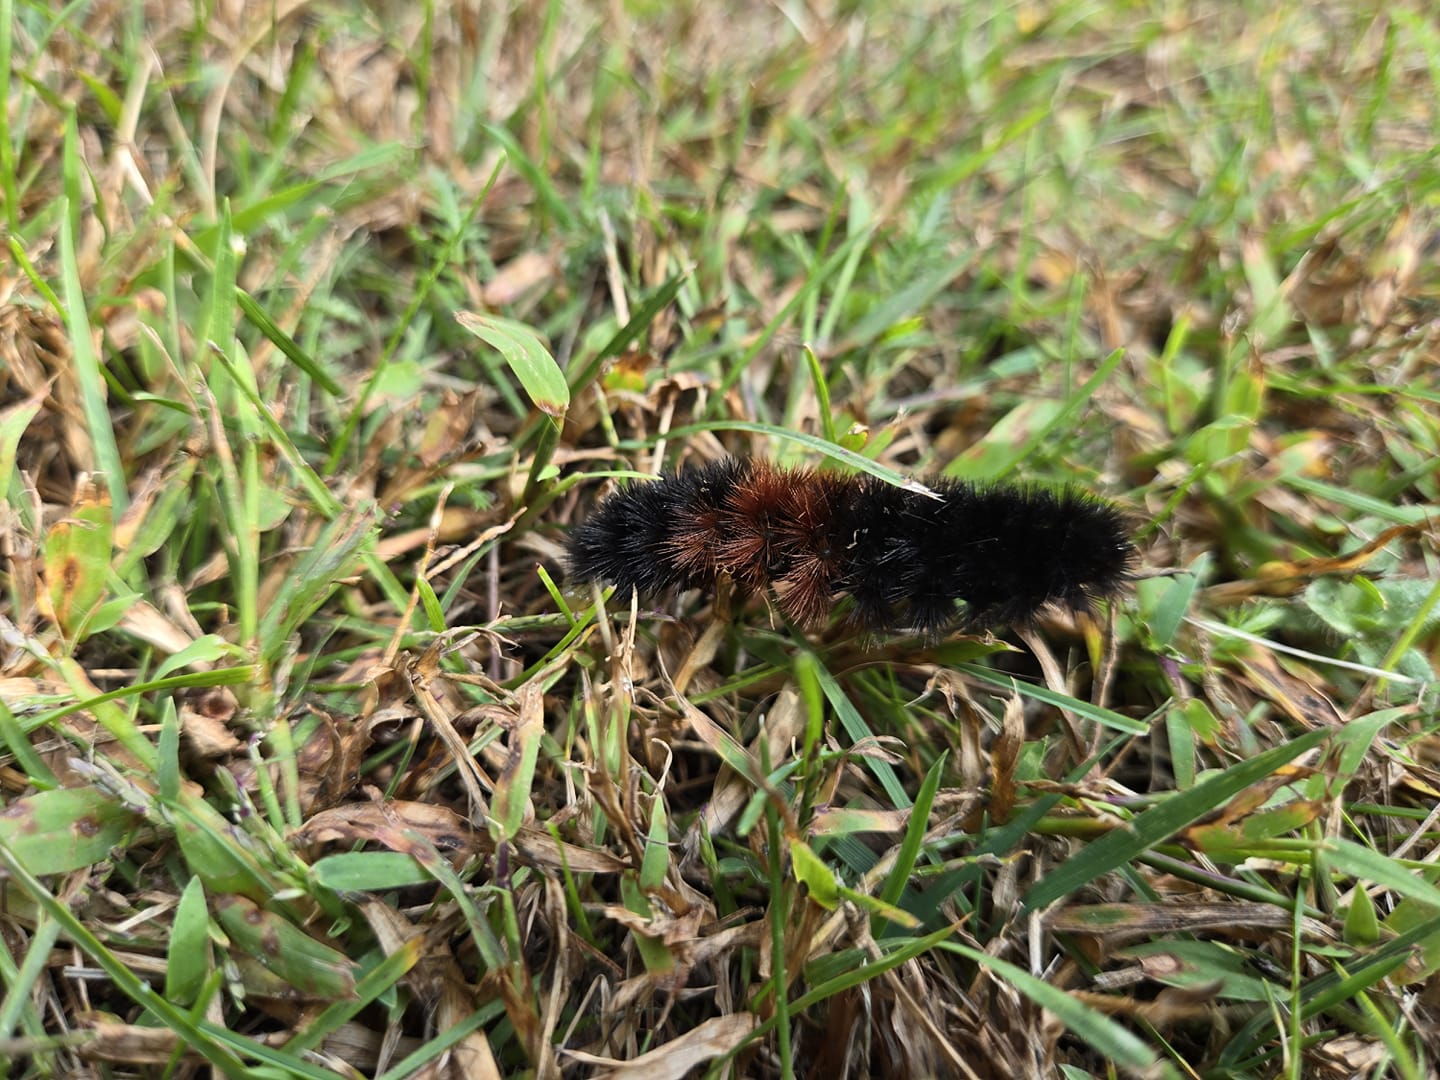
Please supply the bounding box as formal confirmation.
[3,2,1439,1078]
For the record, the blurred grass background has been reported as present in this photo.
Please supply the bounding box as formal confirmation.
[3,2,1440,1077]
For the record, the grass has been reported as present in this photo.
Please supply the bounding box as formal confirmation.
[2,1,1439,1077]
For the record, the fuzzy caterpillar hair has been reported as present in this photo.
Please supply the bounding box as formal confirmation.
[567,458,1134,634]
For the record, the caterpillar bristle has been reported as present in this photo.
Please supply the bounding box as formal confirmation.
[566,458,1135,634]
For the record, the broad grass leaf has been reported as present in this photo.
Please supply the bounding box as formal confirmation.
[214,895,358,999]
[457,311,568,418]
[166,877,212,1006]
[0,787,141,875]
[790,838,839,910]
[311,852,434,892]
[44,477,112,641]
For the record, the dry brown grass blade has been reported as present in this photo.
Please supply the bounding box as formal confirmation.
[438,981,505,1080]
[566,1013,757,1079]
[1,296,87,497]
[407,645,493,823]
[1050,901,1338,943]
[73,1014,184,1066]
[1236,650,1347,728]
[1203,523,1425,605]
[293,799,483,861]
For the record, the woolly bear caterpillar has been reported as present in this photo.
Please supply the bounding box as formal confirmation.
[567,458,1133,633]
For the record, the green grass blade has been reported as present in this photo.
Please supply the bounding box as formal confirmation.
[58,180,128,515]
[1024,725,1332,911]
[456,311,568,419]
[939,940,1175,1076]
